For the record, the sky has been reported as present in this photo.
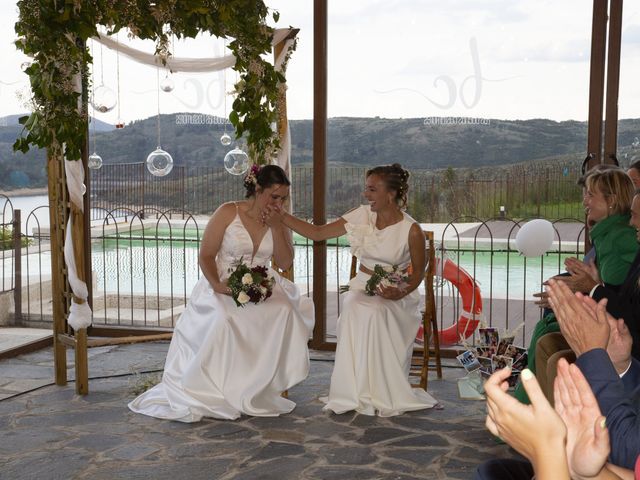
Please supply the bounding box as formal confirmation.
[1,0,640,123]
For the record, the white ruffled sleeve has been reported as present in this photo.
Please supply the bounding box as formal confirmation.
[341,206,375,258]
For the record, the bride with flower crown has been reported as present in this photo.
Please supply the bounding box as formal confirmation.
[128,165,314,421]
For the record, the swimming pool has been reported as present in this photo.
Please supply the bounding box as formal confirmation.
[89,235,576,300]
[4,228,577,302]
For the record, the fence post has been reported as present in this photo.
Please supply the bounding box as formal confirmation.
[181,167,186,220]
[13,209,22,323]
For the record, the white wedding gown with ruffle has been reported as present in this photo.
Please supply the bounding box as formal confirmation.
[128,212,315,421]
[323,205,438,416]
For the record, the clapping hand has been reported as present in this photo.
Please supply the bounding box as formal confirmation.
[533,257,599,308]
[533,290,550,308]
[484,367,570,477]
[606,315,633,375]
[546,279,610,356]
[554,358,609,480]
[561,257,600,293]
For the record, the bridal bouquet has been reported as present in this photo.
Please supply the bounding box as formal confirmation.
[365,264,409,296]
[227,259,275,307]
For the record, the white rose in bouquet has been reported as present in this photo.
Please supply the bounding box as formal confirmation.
[237,291,251,304]
[241,273,254,285]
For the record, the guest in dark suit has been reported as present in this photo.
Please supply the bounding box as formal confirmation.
[548,278,640,470]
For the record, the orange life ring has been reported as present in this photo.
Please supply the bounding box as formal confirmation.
[415,257,482,346]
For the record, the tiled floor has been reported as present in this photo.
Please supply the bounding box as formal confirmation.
[0,340,519,479]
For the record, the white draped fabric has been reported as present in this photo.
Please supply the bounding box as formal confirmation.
[129,206,314,421]
[93,28,293,73]
[63,159,92,330]
[61,29,295,331]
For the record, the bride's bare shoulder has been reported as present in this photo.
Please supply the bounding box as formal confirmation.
[205,202,238,229]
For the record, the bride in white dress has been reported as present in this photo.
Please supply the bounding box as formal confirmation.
[128,165,314,422]
[267,163,438,417]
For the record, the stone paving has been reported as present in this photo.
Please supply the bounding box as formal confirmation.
[0,342,520,479]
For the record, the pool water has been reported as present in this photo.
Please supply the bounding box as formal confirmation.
[91,236,575,300]
[5,232,577,301]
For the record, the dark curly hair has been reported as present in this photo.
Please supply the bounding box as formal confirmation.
[244,164,291,198]
[366,163,410,208]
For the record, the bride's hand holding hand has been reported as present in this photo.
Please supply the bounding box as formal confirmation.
[376,284,406,300]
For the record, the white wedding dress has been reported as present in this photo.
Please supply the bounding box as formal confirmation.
[128,210,315,421]
[323,205,438,416]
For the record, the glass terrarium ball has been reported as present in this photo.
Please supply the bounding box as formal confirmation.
[160,76,175,93]
[146,147,174,177]
[91,85,117,113]
[220,132,232,146]
[88,152,103,170]
[223,146,249,175]
[81,183,87,196]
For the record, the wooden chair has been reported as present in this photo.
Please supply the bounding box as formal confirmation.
[413,231,443,389]
[348,230,442,390]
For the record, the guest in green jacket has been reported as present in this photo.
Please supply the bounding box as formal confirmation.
[516,167,638,404]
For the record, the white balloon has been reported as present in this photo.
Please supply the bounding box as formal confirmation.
[515,219,555,257]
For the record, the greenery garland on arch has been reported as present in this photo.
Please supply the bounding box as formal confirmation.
[13,0,290,164]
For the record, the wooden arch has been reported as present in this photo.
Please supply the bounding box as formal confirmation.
[11,3,298,394]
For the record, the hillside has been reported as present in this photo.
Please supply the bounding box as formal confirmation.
[1,113,640,189]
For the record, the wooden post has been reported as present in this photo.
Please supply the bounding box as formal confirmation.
[604,0,623,162]
[71,193,89,395]
[586,0,608,168]
[12,209,22,322]
[311,0,329,349]
[48,150,68,386]
[273,29,299,281]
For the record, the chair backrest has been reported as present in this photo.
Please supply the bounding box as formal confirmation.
[423,230,436,334]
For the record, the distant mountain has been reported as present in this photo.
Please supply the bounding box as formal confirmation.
[1,112,640,190]
[1,114,114,132]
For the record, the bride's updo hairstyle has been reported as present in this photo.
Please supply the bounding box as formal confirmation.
[244,164,291,198]
[366,163,410,208]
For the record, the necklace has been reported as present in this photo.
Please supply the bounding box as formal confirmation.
[244,208,264,224]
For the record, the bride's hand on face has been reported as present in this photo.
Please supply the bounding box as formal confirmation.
[262,205,284,227]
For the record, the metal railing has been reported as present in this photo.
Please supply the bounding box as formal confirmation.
[1,195,586,347]
[90,162,586,223]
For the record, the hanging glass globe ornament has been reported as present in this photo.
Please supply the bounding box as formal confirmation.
[146,146,174,177]
[81,183,87,196]
[160,74,175,93]
[88,152,103,170]
[91,85,117,113]
[223,146,249,175]
[220,132,232,146]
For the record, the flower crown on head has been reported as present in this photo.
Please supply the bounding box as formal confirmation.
[244,164,262,187]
